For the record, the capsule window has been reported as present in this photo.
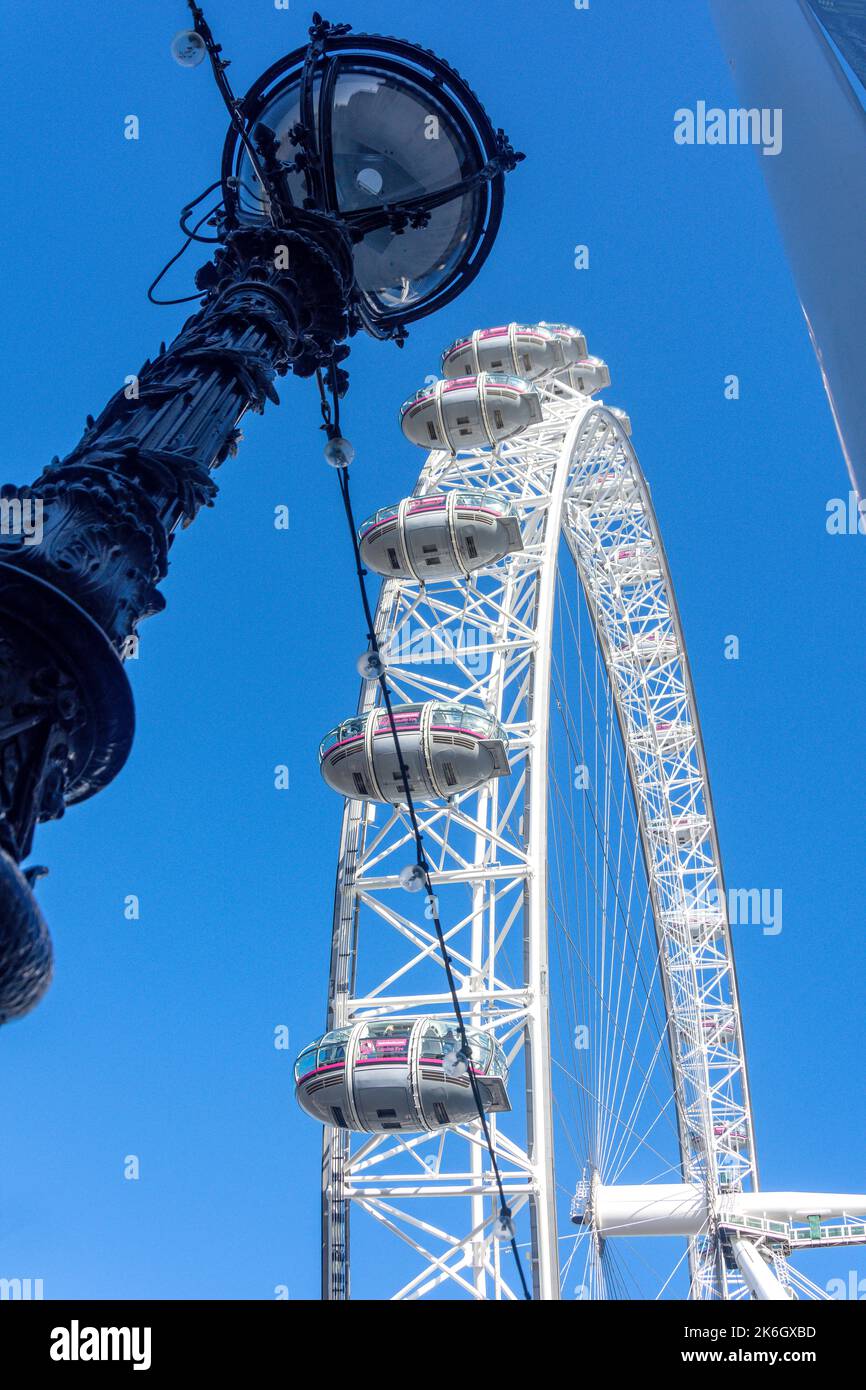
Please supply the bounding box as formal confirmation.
[296,1048,318,1081]
[318,1039,347,1068]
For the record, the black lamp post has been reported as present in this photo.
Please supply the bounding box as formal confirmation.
[0,7,522,1022]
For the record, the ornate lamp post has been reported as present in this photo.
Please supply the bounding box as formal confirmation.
[0,6,522,1021]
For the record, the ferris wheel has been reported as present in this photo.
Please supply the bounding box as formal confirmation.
[294,322,866,1300]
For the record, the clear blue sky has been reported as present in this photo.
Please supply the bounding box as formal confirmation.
[1,0,862,1300]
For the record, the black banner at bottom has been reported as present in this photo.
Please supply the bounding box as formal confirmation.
[1,1296,859,1375]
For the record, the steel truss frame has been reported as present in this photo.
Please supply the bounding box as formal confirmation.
[320,378,757,1300]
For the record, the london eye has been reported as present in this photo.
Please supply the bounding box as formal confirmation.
[295,322,866,1300]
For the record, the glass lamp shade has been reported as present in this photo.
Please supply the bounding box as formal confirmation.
[223,35,505,332]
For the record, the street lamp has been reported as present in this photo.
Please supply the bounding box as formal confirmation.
[221,14,518,335]
[0,7,522,1022]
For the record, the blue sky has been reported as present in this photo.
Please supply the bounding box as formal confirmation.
[0,0,862,1299]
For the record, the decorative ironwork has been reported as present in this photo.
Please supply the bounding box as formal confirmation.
[0,7,519,1021]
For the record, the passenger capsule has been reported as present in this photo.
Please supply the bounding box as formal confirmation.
[713,1124,749,1148]
[615,629,679,666]
[633,719,694,755]
[577,468,640,506]
[538,322,589,360]
[399,373,542,451]
[559,356,611,396]
[648,812,710,846]
[608,539,660,580]
[608,406,632,435]
[358,489,524,580]
[318,700,511,803]
[441,322,583,380]
[294,1016,511,1132]
[702,1011,737,1042]
[661,908,725,944]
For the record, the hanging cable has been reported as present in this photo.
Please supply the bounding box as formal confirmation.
[147,204,223,306]
[317,367,533,1301]
[179,178,225,242]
